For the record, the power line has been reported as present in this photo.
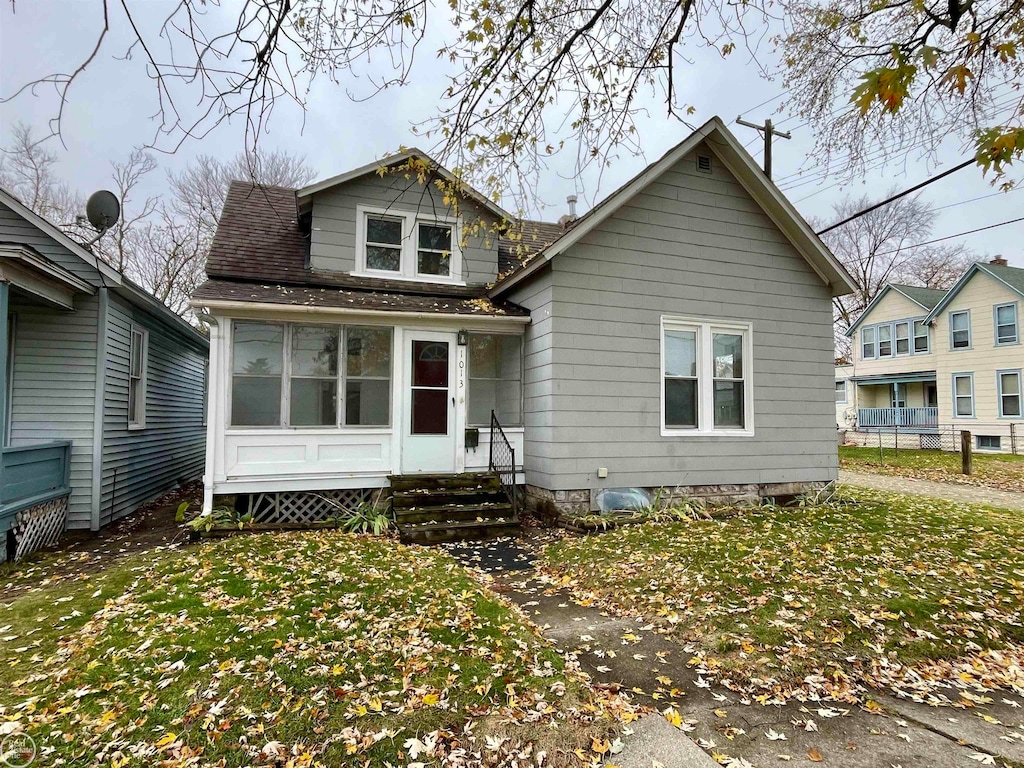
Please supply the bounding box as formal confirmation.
[871,214,1024,257]
[932,185,1022,211]
[815,159,975,235]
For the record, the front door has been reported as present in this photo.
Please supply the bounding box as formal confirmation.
[402,331,457,473]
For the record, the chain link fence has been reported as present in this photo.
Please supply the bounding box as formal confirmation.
[839,423,1023,455]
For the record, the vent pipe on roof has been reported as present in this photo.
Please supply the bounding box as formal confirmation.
[567,195,577,219]
[991,255,1008,266]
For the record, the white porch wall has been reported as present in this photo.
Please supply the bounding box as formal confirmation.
[202,310,526,508]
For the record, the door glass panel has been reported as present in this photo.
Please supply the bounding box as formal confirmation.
[412,389,448,434]
[413,341,449,387]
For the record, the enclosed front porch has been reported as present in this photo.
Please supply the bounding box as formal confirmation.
[854,373,938,430]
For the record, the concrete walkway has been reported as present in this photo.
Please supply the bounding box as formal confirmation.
[451,539,1024,768]
[840,469,1024,511]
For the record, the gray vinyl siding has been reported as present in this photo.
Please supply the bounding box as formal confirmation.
[518,142,837,491]
[0,202,102,286]
[8,293,98,528]
[98,295,206,526]
[309,174,502,284]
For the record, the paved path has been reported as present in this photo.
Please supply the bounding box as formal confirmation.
[450,538,1024,768]
[840,469,1024,510]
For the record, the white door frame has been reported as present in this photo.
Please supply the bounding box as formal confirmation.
[400,329,465,474]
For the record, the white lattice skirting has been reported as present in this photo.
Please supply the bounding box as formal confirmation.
[12,495,69,560]
[244,488,375,526]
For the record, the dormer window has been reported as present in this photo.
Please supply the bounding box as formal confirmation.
[356,205,463,284]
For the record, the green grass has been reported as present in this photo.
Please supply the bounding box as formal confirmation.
[0,532,632,767]
[542,487,1024,700]
[840,445,1024,491]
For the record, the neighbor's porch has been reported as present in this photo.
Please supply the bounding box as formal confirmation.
[854,373,939,430]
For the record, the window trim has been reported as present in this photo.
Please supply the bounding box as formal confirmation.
[861,326,876,360]
[997,368,1022,419]
[894,320,910,356]
[952,372,975,419]
[949,309,972,350]
[227,320,394,430]
[977,435,1002,451]
[835,380,847,404]
[994,302,1019,346]
[660,316,754,438]
[877,323,893,357]
[127,325,148,430]
[354,204,465,285]
[913,319,929,353]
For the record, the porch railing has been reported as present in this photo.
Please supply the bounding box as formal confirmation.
[1,440,72,520]
[488,410,517,517]
[857,407,939,429]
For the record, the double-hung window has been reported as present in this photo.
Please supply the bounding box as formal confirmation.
[998,370,1022,417]
[835,380,847,403]
[953,373,974,418]
[995,303,1018,345]
[877,324,892,357]
[357,206,461,283]
[913,320,929,353]
[230,322,392,427]
[128,326,148,428]
[861,326,876,359]
[950,310,971,349]
[468,334,523,426]
[662,317,752,435]
[894,321,910,355]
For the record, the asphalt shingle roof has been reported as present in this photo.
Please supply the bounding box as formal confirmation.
[892,284,948,310]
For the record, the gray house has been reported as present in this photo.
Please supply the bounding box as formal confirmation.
[0,186,209,560]
[193,117,854,539]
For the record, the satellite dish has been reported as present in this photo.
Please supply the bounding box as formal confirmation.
[85,190,120,232]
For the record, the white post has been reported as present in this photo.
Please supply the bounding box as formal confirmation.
[201,317,221,514]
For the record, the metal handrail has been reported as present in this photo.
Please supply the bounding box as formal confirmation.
[488,410,517,517]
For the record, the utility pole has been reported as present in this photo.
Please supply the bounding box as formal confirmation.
[736,116,792,180]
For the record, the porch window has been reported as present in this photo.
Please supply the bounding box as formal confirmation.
[468,333,522,426]
[877,324,892,357]
[953,373,974,418]
[913,320,929,353]
[290,326,338,426]
[345,327,392,426]
[950,310,971,349]
[861,326,876,359]
[662,317,752,436]
[128,326,148,428]
[995,303,1018,345]
[998,370,1021,418]
[894,321,910,355]
[835,380,847,403]
[231,322,284,426]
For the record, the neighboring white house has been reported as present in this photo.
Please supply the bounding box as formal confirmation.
[192,117,856,530]
[841,258,1024,452]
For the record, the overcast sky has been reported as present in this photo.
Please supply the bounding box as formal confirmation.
[1,1,1020,266]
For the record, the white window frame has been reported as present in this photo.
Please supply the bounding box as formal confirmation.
[835,380,847,403]
[997,369,1022,418]
[952,372,975,418]
[949,309,971,350]
[128,325,148,430]
[994,302,1019,346]
[660,316,754,437]
[354,205,464,285]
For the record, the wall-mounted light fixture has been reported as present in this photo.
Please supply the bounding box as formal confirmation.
[457,329,469,346]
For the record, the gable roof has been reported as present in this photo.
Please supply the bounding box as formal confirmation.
[488,116,857,299]
[844,284,947,337]
[924,261,1024,323]
[296,148,512,221]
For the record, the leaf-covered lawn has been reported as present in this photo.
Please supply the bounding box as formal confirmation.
[542,487,1024,704]
[840,445,1024,492]
[0,532,634,767]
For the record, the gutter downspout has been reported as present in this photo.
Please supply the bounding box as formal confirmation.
[197,312,218,514]
[90,286,109,532]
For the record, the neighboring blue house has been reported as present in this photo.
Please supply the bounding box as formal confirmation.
[0,185,209,561]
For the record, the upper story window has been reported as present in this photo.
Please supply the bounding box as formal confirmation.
[662,317,753,436]
[913,320,929,353]
[995,303,1018,345]
[877,324,892,357]
[128,326,148,429]
[356,205,462,284]
[894,321,910,355]
[950,310,971,349]
[861,327,876,359]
